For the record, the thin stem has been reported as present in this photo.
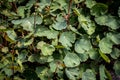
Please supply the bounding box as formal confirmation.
[66,0,72,25]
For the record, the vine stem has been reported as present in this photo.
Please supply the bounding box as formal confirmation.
[66,0,72,25]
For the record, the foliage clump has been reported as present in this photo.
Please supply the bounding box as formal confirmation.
[0,0,120,80]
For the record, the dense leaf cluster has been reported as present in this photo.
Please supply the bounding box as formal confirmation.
[0,0,120,80]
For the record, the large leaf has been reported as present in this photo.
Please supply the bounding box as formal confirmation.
[63,53,80,67]
[75,37,92,53]
[99,37,113,53]
[82,69,96,80]
[59,31,76,49]
[95,15,120,29]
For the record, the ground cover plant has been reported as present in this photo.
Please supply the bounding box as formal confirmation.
[0,0,120,80]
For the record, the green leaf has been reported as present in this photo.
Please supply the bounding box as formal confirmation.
[87,48,99,60]
[90,3,108,17]
[41,44,55,56]
[37,41,55,56]
[95,15,120,29]
[49,61,63,73]
[35,27,59,39]
[85,0,96,8]
[27,16,42,25]
[113,61,120,76]
[65,68,80,80]
[75,37,92,53]
[59,31,76,49]
[18,50,28,61]
[4,68,13,77]
[12,16,42,25]
[99,37,113,53]
[82,69,96,80]
[21,20,33,32]
[110,48,120,59]
[17,6,25,18]
[52,20,67,30]
[107,33,120,44]
[99,65,107,80]
[6,30,17,42]
[78,53,89,62]
[78,15,96,35]
[99,50,110,63]
[24,38,34,46]
[63,53,80,67]
[35,66,49,80]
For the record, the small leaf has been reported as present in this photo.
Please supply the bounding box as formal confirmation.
[35,66,48,80]
[82,69,96,80]
[99,37,113,53]
[17,6,25,18]
[37,41,55,56]
[85,0,96,8]
[59,31,76,49]
[113,61,120,76]
[21,20,33,32]
[41,44,55,56]
[90,3,108,17]
[99,50,110,63]
[99,65,107,80]
[75,37,92,53]
[1,47,9,53]
[110,48,120,59]
[78,53,89,62]
[63,53,80,67]
[52,21,67,30]
[95,15,120,29]
[24,38,34,46]
[87,48,99,60]
[107,33,120,44]
[6,30,17,42]
[65,68,80,80]
[78,15,96,35]
[35,27,59,39]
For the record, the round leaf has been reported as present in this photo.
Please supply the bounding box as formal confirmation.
[63,53,80,67]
